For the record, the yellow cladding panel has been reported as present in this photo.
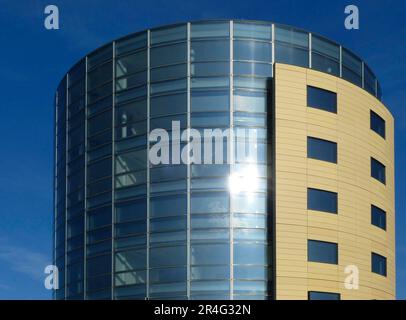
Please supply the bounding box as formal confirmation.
[274,64,395,300]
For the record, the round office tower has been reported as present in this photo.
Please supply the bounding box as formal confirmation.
[54,20,395,300]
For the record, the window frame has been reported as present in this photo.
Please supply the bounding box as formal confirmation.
[370,110,386,139]
[307,239,338,265]
[307,136,337,164]
[307,86,337,113]
[371,252,387,277]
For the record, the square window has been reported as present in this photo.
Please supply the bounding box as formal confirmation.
[371,252,387,276]
[308,240,338,264]
[307,86,337,113]
[307,137,337,163]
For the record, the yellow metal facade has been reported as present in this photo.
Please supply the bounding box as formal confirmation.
[274,64,395,300]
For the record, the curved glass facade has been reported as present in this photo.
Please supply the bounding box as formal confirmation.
[54,20,383,300]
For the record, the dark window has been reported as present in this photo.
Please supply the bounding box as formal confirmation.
[308,291,340,300]
[371,252,387,276]
[307,86,337,113]
[308,240,338,264]
[371,158,386,184]
[371,205,386,230]
[370,110,386,139]
[307,137,337,163]
[308,188,337,214]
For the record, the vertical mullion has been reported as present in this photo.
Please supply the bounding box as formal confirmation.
[53,92,57,300]
[146,29,151,299]
[309,33,312,69]
[186,22,191,299]
[229,20,234,300]
[64,75,69,300]
[339,46,343,78]
[271,23,275,65]
[83,57,88,299]
[111,43,116,300]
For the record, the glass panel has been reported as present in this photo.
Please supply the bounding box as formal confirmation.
[234,112,266,128]
[234,90,267,113]
[307,137,337,163]
[151,64,187,82]
[87,111,113,136]
[116,72,147,91]
[191,62,229,77]
[233,214,266,228]
[150,93,187,117]
[191,91,229,112]
[191,77,229,89]
[370,110,385,139]
[234,266,267,280]
[150,267,186,283]
[371,157,386,184]
[87,61,112,90]
[312,35,339,59]
[116,52,147,78]
[371,253,387,276]
[234,243,267,265]
[115,171,146,188]
[311,52,340,76]
[191,266,229,280]
[234,40,272,62]
[191,40,229,62]
[232,193,266,214]
[234,22,272,40]
[191,192,229,213]
[150,43,187,67]
[115,86,147,104]
[191,213,229,229]
[191,244,230,265]
[307,188,337,214]
[150,25,187,45]
[115,99,147,125]
[342,48,362,75]
[115,221,146,237]
[150,246,186,267]
[88,82,112,104]
[233,77,267,90]
[115,121,147,140]
[86,254,111,277]
[307,86,337,113]
[308,240,338,264]
[371,205,386,230]
[115,32,147,56]
[87,205,111,230]
[364,64,376,95]
[150,194,187,218]
[233,62,272,77]
[191,164,229,177]
[275,43,309,68]
[150,216,186,232]
[88,45,112,69]
[150,165,187,182]
[308,291,340,300]
[115,249,146,271]
[87,157,112,182]
[116,149,147,174]
[150,231,186,244]
[115,270,146,286]
[275,26,308,47]
[191,22,229,38]
[191,112,229,128]
[115,198,147,222]
[150,79,187,95]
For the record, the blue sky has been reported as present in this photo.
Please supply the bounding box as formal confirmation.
[0,0,404,299]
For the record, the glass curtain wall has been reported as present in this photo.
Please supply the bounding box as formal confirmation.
[55,19,384,300]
